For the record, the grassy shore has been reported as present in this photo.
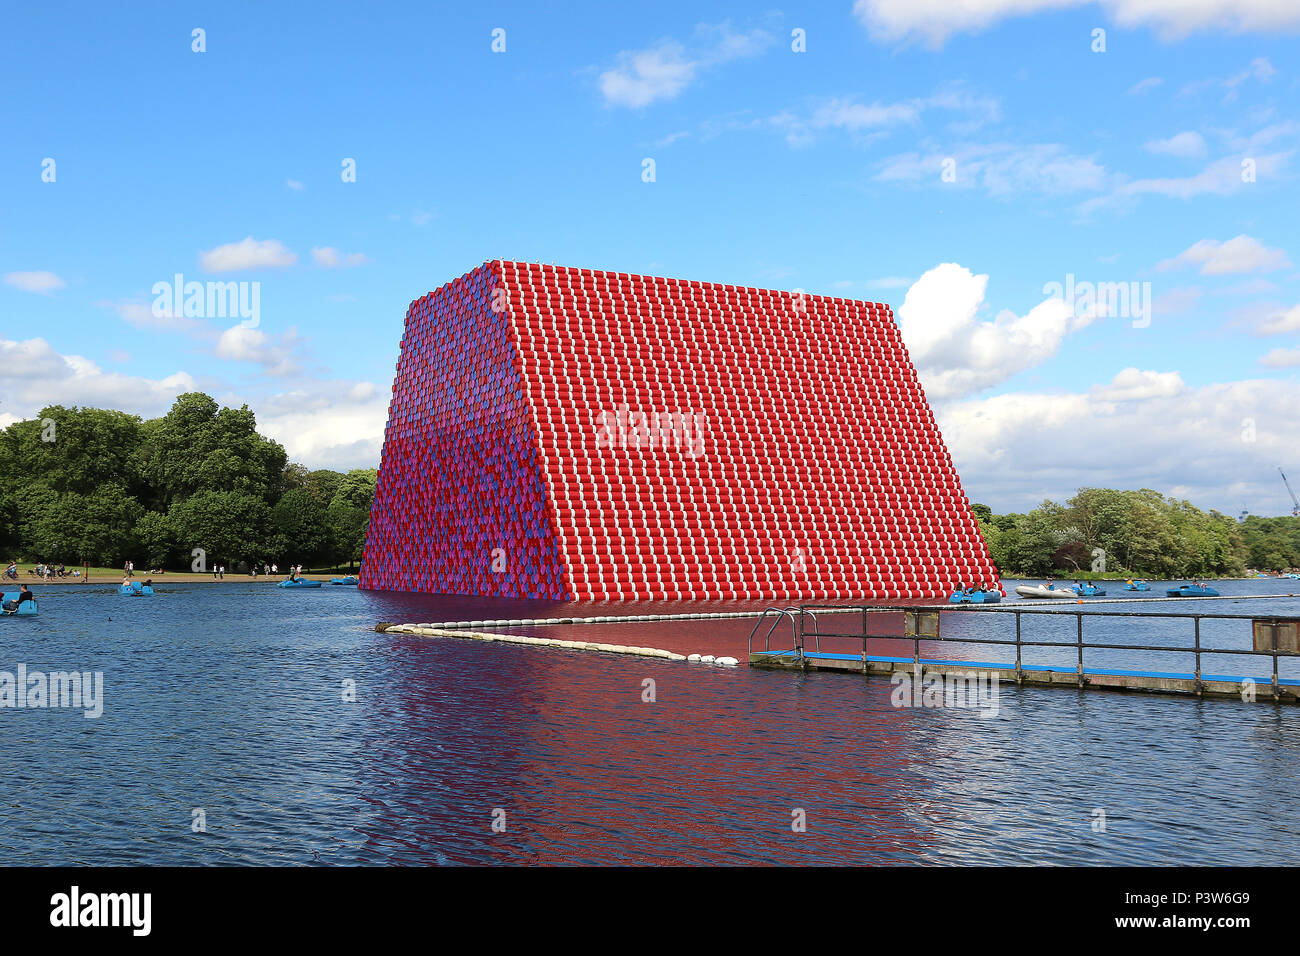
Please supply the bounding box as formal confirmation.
[10,567,359,586]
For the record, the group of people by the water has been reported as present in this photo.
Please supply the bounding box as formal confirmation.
[8,562,79,580]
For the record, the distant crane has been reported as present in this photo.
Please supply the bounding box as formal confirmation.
[1280,467,1300,517]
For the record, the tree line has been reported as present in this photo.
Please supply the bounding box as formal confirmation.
[0,393,376,572]
[975,487,1300,578]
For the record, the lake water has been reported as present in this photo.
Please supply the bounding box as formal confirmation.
[2,578,1298,865]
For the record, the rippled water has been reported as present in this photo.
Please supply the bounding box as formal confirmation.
[2,579,1298,865]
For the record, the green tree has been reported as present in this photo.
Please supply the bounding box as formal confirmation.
[272,488,332,567]
[327,469,377,570]
[134,393,286,509]
[169,490,272,570]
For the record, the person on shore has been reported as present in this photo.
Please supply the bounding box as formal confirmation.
[218,565,225,580]
[271,563,278,575]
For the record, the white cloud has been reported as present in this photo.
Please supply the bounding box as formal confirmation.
[214,324,300,376]
[1079,152,1291,215]
[854,0,1300,48]
[199,237,297,273]
[1145,131,1206,158]
[1258,304,1300,335]
[1223,56,1278,97]
[3,271,65,293]
[311,246,368,269]
[599,42,699,108]
[877,143,1106,197]
[1157,235,1290,275]
[1127,76,1163,94]
[253,384,389,470]
[1259,347,1300,367]
[287,179,304,191]
[897,263,1080,399]
[98,300,214,338]
[1089,367,1185,401]
[0,336,196,417]
[598,23,774,108]
[867,276,914,290]
[772,89,1000,147]
[940,376,1300,514]
[0,337,380,471]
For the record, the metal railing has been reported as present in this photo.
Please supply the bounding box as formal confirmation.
[747,607,821,659]
[759,603,1300,697]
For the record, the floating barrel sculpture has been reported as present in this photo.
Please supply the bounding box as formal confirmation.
[362,260,1000,601]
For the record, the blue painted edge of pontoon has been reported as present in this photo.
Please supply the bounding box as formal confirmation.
[752,649,1300,686]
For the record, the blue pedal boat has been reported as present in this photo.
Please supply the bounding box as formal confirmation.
[1075,583,1107,596]
[948,589,1001,604]
[1,591,38,616]
[330,576,358,586]
[1124,581,1150,591]
[119,582,154,595]
[278,579,322,589]
[1166,584,1220,597]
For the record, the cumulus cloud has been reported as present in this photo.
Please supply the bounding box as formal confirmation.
[853,0,1300,48]
[940,376,1300,514]
[214,324,301,376]
[252,382,389,470]
[1259,347,1300,368]
[4,271,65,293]
[1257,304,1300,335]
[1157,235,1290,275]
[199,237,297,273]
[598,22,774,108]
[1090,367,1185,401]
[897,263,1080,400]
[0,336,197,418]
[1145,131,1207,158]
[311,246,368,269]
[0,337,381,471]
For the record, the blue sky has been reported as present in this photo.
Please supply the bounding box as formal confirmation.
[2,1,1298,514]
